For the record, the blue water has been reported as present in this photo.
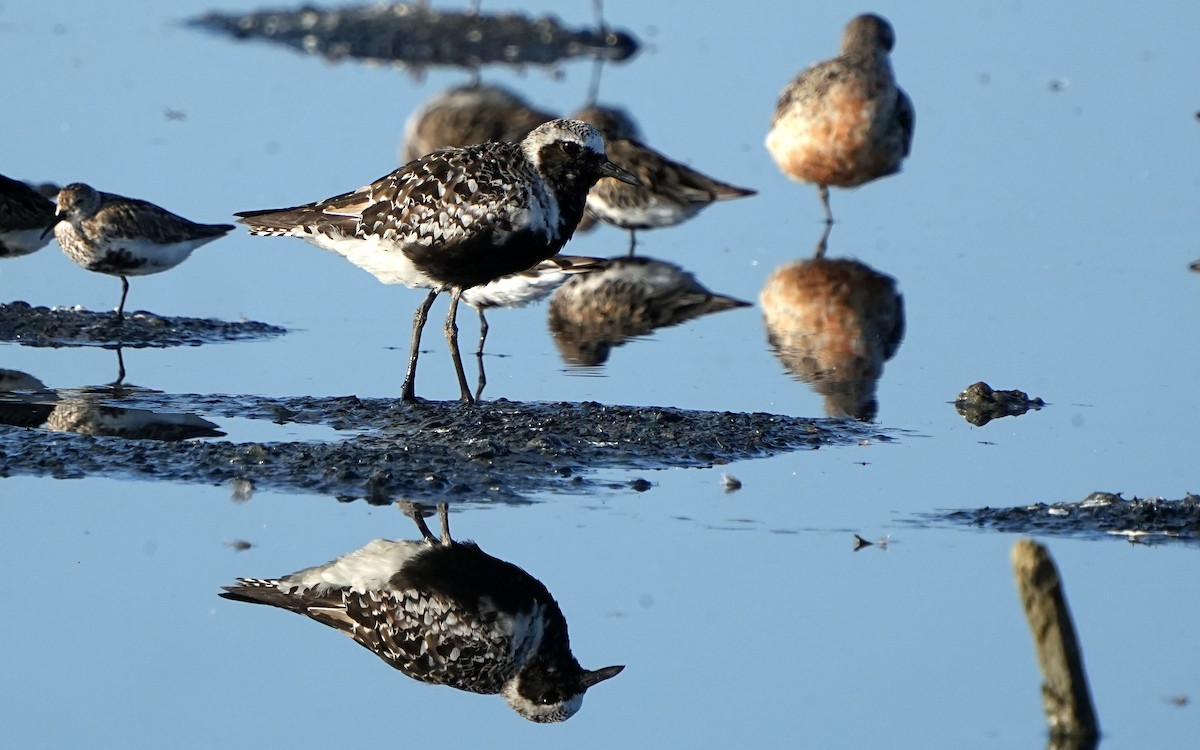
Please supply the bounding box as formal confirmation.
[2,1,1198,747]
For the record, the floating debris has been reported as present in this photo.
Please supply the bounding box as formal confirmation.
[0,301,287,348]
[186,3,639,74]
[720,473,742,493]
[936,492,1200,545]
[954,381,1045,426]
[224,539,254,552]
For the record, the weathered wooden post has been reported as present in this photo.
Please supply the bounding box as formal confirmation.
[1011,538,1100,747]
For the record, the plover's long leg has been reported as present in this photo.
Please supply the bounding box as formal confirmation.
[443,287,474,404]
[116,276,130,320]
[475,307,489,357]
[437,502,452,545]
[399,501,438,543]
[402,289,439,402]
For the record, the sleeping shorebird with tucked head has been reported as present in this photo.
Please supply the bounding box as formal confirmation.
[47,183,233,319]
[572,105,756,255]
[766,13,914,223]
[237,118,638,404]
[400,83,557,164]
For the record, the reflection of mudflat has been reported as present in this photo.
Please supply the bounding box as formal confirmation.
[0,369,223,441]
[186,5,638,73]
[222,503,623,722]
[0,301,287,348]
[760,257,904,421]
[548,256,751,366]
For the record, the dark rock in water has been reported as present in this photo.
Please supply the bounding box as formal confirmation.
[186,3,639,73]
[954,381,1044,426]
[0,301,287,348]
[938,491,1200,545]
[0,393,888,503]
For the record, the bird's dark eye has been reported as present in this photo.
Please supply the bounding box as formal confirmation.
[540,691,561,705]
[561,142,582,156]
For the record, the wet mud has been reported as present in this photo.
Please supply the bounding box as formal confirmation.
[0,392,887,503]
[936,491,1200,545]
[0,301,287,348]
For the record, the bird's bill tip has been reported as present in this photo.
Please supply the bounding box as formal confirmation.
[581,664,625,688]
[601,160,641,187]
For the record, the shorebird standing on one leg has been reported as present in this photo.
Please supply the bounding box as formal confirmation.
[47,183,233,319]
[237,119,638,404]
[766,14,914,224]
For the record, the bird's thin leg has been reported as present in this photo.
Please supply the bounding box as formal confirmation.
[476,307,489,357]
[813,221,832,259]
[116,276,130,320]
[113,346,127,386]
[474,307,489,401]
[626,229,638,257]
[443,287,474,404]
[399,501,438,542]
[437,502,452,545]
[818,185,834,225]
[402,289,439,402]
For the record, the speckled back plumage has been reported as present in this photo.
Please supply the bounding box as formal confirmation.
[766,14,914,192]
[239,119,613,291]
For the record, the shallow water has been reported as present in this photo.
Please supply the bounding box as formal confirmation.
[2,1,1199,747]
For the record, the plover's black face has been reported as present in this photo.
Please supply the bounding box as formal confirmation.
[504,661,624,723]
[522,119,640,189]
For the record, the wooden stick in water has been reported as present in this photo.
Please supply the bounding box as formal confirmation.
[1011,538,1100,743]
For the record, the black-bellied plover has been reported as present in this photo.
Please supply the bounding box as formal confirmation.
[572,105,756,255]
[766,14,914,223]
[237,118,638,403]
[220,502,623,722]
[48,183,233,319]
[0,174,56,259]
[400,84,556,164]
[759,237,904,421]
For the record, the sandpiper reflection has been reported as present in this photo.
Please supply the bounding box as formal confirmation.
[548,256,750,366]
[221,502,623,723]
[0,350,224,440]
[759,228,904,421]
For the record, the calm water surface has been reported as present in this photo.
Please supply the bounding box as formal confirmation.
[2,1,1198,747]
